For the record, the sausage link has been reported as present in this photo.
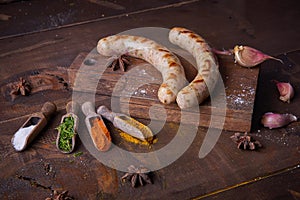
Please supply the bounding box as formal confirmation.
[97,35,187,104]
[169,27,219,109]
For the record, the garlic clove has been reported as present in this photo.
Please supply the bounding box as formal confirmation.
[274,81,294,103]
[261,112,297,129]
[233,45,283,67]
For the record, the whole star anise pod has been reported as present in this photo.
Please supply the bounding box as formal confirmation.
[230,132,262,150]
[45,190,74,200]
[121,165,152,187]
[105,54,130,72]
[10,77,31,97]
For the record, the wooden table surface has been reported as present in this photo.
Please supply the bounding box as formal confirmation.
[0,0,299,199]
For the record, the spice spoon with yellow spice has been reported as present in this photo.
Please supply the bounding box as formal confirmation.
[97,105,154,144]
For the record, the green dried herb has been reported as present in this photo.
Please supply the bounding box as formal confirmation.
[73,151,83,157]
[56,116,75,152]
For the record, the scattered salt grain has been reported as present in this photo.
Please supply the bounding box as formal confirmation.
[12,125,36,151]
[233,96,245,104]
[140,89,147,95]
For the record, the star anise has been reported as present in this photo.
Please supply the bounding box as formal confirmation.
[45,190,74,200]
[121,165,152,187]
[10,77,31,97]
[106,54,130,72]
[230,132,262,150]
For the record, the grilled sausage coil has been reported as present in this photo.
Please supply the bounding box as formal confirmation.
[97,35,187,104]
[169,27,219,109]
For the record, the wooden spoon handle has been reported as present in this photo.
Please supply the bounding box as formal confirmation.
[66,101,79,115]
[41,102,57,120]
[97,105,116,123]
[81,101,95,116]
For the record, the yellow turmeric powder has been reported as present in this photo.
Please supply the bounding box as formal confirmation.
[119,131,158,146]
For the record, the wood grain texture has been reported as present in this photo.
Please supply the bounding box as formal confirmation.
[1,109,299,199]
[68,52,259,132]
[0,0,195,39]
[200,166,300,200]
[0,66,70,121]
[0,0,299,199]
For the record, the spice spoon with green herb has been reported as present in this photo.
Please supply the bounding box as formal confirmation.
[56,101,79,153]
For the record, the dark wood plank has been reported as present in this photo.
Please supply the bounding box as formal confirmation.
[0,0,194,38]
[68,51,259,132]
[0,0,299,199]
[199,166,300,200]
[0,66,71,121]
[1,0,299,80]
[0,107,299,199]
[251,50,300,131]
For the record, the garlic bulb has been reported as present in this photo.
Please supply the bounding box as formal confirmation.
[261,112,297,129]
[233,45,283,67]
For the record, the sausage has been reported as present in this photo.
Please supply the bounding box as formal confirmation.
[97,35,187,104]
[169,27,219,109]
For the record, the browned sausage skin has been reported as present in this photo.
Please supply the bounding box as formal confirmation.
[97,35,187,104]
[169,27,219,109]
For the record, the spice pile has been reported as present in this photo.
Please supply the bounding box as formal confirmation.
[56,116,75,153]
[119,131,158,147]
[90,117,112,151]
[11,124,36,151]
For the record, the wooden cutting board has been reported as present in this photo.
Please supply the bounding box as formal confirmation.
[68,51,260,132]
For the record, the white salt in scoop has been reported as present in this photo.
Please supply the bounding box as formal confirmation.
[11,102,56,152]
[12,125,36,151]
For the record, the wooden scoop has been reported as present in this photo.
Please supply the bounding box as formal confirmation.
[56,101,79,153]
[97,105,153,143]
[81,101,111,152]
[11,102,57,151]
